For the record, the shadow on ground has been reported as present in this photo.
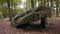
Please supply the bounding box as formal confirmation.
[15,23,52,33]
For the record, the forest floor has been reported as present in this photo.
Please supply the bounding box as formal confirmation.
[0,17,60,34]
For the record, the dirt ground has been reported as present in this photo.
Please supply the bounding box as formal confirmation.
[0,17,60,34]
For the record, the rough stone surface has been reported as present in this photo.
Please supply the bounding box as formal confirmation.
[12,5,51,26]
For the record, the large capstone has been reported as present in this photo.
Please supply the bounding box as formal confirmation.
[12,5,51,26]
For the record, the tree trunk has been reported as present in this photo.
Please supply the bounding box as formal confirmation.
[47,0,49,6]
[6,0,12,21]
[11,6,14,17]
[4,6,7,18]
[44,0,46,6]
[51,0,53,7]
[50,0,53,17]
[1,4,4,18]
[14,6,17,16]
[0,0,4,18]
[31,0,35,8]
[34,0,36,6]
[41,0,43,5]
[56,1,59,17]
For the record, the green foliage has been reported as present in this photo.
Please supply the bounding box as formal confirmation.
[11,0,21,6]
[0,0,60,18]
[25,0,31,9]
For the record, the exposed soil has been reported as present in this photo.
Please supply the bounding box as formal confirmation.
[0,17,60,34]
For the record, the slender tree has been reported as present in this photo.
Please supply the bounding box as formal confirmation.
[31,0,35,8]
[0,0,4,18]
[44,0,46,6]
[56,0,59,17]
[41,0,43,5]
[50,0,53,17]
[6,0,12,21]
[47,0,49,6]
